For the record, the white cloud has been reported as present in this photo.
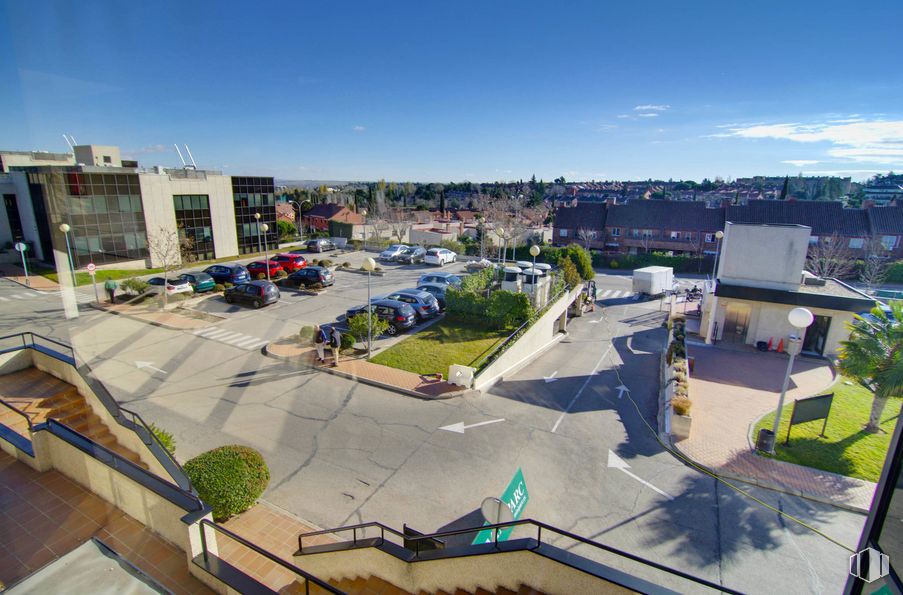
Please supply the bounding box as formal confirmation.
[637,112,659,118]
[634,104,670,112]
[782,159,820,167]
[616,114,631,119]
[723,119,903,165]
[352,125,366,132]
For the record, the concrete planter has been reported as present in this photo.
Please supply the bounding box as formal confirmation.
[339,267,387,277]
[671,411,692,441]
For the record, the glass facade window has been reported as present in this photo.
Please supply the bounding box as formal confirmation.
[57,171,148,267]
[173,194,215,261]
[232,177,277,255]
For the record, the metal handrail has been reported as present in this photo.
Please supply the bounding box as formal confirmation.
[298,518,741,594]
[119,405,193,492]
[0,398,34,432]
[199,519,343,595]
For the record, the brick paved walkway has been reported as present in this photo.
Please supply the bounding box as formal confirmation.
[0,451,212,594]
[268,337,466,399]
[90,299,213,330]
[677,344,877,511]
[0,263,60,291]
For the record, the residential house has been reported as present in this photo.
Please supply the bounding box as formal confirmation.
[866,205,903,257]
[302,203,363,232]
[603,200,723,255]
[552,202,607,248]
[275,202,296,223]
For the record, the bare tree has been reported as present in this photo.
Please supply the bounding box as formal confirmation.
[860,235,890,291]
[146,226,191,308]
[385,208,414,244]
[577,227,595,250]
[805,232,855,279]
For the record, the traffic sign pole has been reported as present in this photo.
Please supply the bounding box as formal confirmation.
[87,263,99,302]
[14,242,29,286]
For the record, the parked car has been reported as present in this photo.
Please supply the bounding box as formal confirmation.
[247,260,284,279]
[270,253,307,273]
[416,283,448,310]
[424,247,457,266]
[396,246,427,264]
[147,277,194,296]
[379,244,409,261]
[306,238,336,253]
[223,280,280,308]
[385,288,440,321]
[418,272,463,288]
[281,266,335,289]
[177,272,216,293]
[345,298,417,335]
[465,258,496,272]
[204,264,251,285]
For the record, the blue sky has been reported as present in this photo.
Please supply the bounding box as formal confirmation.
[2,0,902,182]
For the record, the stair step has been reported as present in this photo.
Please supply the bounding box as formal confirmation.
[517,587,543,595]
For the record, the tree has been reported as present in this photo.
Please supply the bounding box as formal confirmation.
[385,208,414,243]
[779,176,790,201]
[347,312,390,345]
[147,226,187,308]
[577,227,595,250]
[435,183,446,214]
[403,182,415,208]
[562,243,594,281]
[277,220,295,240]
[860,235,891,291]
[805,232,855,279]
[838,301,903,433]
[560,256,581,289]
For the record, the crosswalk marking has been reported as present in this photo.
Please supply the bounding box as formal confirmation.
[191,327,269,351]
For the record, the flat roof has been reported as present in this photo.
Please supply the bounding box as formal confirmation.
[715,281,875,312]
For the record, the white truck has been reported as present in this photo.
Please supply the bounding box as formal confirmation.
[632,266,674,297]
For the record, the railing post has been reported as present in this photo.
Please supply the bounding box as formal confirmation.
[352,527,356,546]
[200,521,209,565]
[494,527,500,551]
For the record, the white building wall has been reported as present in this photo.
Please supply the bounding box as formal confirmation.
[138,172,238,267]
[718,223,810,291]
[11,172,44,261]
[0,176,16,246]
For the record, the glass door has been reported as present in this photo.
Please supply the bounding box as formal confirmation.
[801,315,831,355]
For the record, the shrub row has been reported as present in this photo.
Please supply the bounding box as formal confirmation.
[596,252,714,273]
[668,317,691,416]
[446,286,533,329]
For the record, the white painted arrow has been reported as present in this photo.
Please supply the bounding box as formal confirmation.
[607,450,673,500]
[543,371,559,383]
[615,384,629,399]
[135,361,167,375]
[439,419,505,434]
[589,315,604,324]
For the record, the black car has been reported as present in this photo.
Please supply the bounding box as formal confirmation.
[345,298,417,335]
[385,288,440,321]
[416,283,448,310]
[395,246,427,264]
[204,264,251,285]
[306,238,336,253]
[281,266,335,289]
[223,280,280,309]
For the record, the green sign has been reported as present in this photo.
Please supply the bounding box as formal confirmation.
[472,467,529,544]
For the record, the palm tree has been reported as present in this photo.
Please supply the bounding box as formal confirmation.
[838,301,903,433]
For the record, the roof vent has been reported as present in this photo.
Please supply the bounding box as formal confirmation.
[801,271,826,286]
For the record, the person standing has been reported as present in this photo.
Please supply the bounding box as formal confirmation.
[104,278,118,303]
[313,325,327,363]
[330,327,342,367]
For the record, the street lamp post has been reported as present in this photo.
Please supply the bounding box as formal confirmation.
[361,209,368,247]
[59,223,76,288]
[261,223,270,281]
[254,212,262,255]
[711,230,724,285]
[289,201,303,238]
[362,257,376,359]
[530,244,541,305]
[495,227,505,264]
[763,307,815,454]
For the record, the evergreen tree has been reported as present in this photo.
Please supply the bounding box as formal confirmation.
[779,176,790,200]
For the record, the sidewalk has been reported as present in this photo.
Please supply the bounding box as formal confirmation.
[676,344,876,512]
[90,299,216,331]
[0,263,60,291]
[267,337,467,399]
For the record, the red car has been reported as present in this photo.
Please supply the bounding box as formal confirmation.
[270,253,307,273]
[246,260,284,279]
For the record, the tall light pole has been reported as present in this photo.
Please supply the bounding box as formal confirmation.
[530,244,540,305]
[362,257,376,358]
[361,209,368,246]
[59,223,76,288]
[254,212,262,255]
[289,200,303,238]
[261,223,271,281]
[763,307,815,454]
[495,227,505,264]
[477,216,485,259]
[711,230,724,285]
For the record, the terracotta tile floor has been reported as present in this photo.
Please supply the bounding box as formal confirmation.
[0,451,213,594]
[220,500,339,593]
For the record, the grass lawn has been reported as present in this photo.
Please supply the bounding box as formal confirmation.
[370,318,510,376]
[754,377,901,482]
[41,268,167,286]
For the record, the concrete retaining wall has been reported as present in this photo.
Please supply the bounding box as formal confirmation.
[473,286,581,391]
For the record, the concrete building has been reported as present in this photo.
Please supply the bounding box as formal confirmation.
[700,223,874,357]
[0,144,276,269]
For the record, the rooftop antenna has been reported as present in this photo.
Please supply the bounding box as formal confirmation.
[184,144,198,168]
[173,144,187,167]
[68,135,78,146]
[62,134,73,151]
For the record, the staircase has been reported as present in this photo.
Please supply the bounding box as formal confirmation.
[0,368,147,468]
[277,576,544,595]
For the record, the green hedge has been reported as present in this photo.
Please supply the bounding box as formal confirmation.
[184,445,270,521]
[596,252,714,273]
[885,261,903,283]
[446,286,533,329]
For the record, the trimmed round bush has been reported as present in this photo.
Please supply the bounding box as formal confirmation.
[224,282,234,288]
[213,283,225,292]
[672,397,691,416]
[256,273,266,280]
[184,445,270,521]
[609,260,619,269]
[340,332,355,350]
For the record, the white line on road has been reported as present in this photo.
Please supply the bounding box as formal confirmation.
[551,343,613,433]
[607,450,673,500]
[439,419,505,434]
[543,371,559,383]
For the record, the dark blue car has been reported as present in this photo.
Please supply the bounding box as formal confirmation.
[204,264,251,285]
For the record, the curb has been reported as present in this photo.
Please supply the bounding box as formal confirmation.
[668,438,870,514]
[263,342,468,400]
[337,268,387,277]
[88,302,214,331]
